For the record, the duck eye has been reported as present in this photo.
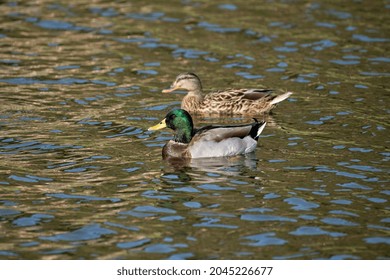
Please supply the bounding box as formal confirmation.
[168,114,176,121]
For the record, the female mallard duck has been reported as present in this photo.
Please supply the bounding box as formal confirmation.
[162,72,293,115]
[148,109,266,159]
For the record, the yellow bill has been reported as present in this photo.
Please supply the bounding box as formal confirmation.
[148,119,167,131]
[162,87,179,93]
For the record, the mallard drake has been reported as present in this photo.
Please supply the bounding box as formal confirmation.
[148,109,266,159]
[162,72,293,115]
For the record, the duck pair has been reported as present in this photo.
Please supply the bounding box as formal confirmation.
[148,73,293,159]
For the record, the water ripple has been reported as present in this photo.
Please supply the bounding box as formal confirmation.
[47,193,120,203]
[284,197,320,211]
[241,232,287,247]
[40,223,116,242]
[12,214,53,227]
[290,226,346,237]
[241,214,297,222]
[117,238,151,249]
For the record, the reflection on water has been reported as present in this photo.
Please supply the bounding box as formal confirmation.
[0,0,389,259]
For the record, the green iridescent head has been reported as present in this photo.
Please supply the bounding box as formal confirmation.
[148,109,194,143]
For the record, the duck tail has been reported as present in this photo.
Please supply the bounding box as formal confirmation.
[270,91,293,105]
[250,119,267,140]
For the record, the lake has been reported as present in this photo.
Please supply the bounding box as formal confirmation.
[0,0,389,259]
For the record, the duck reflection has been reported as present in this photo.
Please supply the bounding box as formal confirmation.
[160,153,262,185]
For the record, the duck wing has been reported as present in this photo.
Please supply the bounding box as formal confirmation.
[204,88,272,102]
[188,121,266,158]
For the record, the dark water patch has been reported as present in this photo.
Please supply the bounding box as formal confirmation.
[320,217,359,227]
[354,84,368,89]
[235,72,264,79]
[63,165,100,173]
[104,222,139,232]
[89,7,119,17]
[364,237,390,245]
[19,241,40,247]
[348,147,374,153]
[183,201,202,209]
[289,226,346,237]
[241,214,297,223]
[241,232,287,247]
[172,48,209,59]
[353,34,390,43]
[9,174,53,183]
[243,208,273,214]
[359,196,387,204]
[0,59,20,65]
[123,167,141,173]
[116,36,159,44]
[126,12,164,22]
[47,161,77,170]
[342,164,382,173]
[368,57,390,63]
[359,71,390,77]
[160,215,185,222]
[299,215,317,221]
[330,199,353,205]
[119,211,154,218]
[301,39,337,51]
[193,217,238,229]
[337,182,372,190]
[0,77,93,86]
[268,22,294,29]
[54,64,80,70]
[47,193,120,203]
[330,255,360,260]
[223,62,253,69]
[91,79,116,87]
[128,205,176,215]
[218,4,237,11]
[77,118,101,126]
[136,69,158,76]
[106,126,143,138]
[117,238,151,249]
[0,251,18,257]
[144,243,178,254]
[83,155,111,162]
[329,210,359,217]
[330,59,360,65]
[197,184,235,191]
[34,19,76,30]
[267,67,285,72]
[40,223,116,242]
[198,21,241,33]
[0,208,21,217]
[172,186,201,193]
[167,252,194,260]
[39,248,76,256]
[284,197,320,211]
[142,190,172,201]
[0,138,80,155]
[316,22,336,28]
[315,166,367,179]
[326,9,352,19]
[25,17,93,32]
[274,46,298,53]
[12,213,54,227]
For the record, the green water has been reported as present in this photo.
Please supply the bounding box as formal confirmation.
[0,0,389,259]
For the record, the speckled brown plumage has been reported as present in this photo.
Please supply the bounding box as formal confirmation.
[162,73,293,115]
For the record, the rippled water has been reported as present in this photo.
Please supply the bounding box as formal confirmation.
[0,0,389,259]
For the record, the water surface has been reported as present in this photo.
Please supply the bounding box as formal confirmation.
[0,0,389,259]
